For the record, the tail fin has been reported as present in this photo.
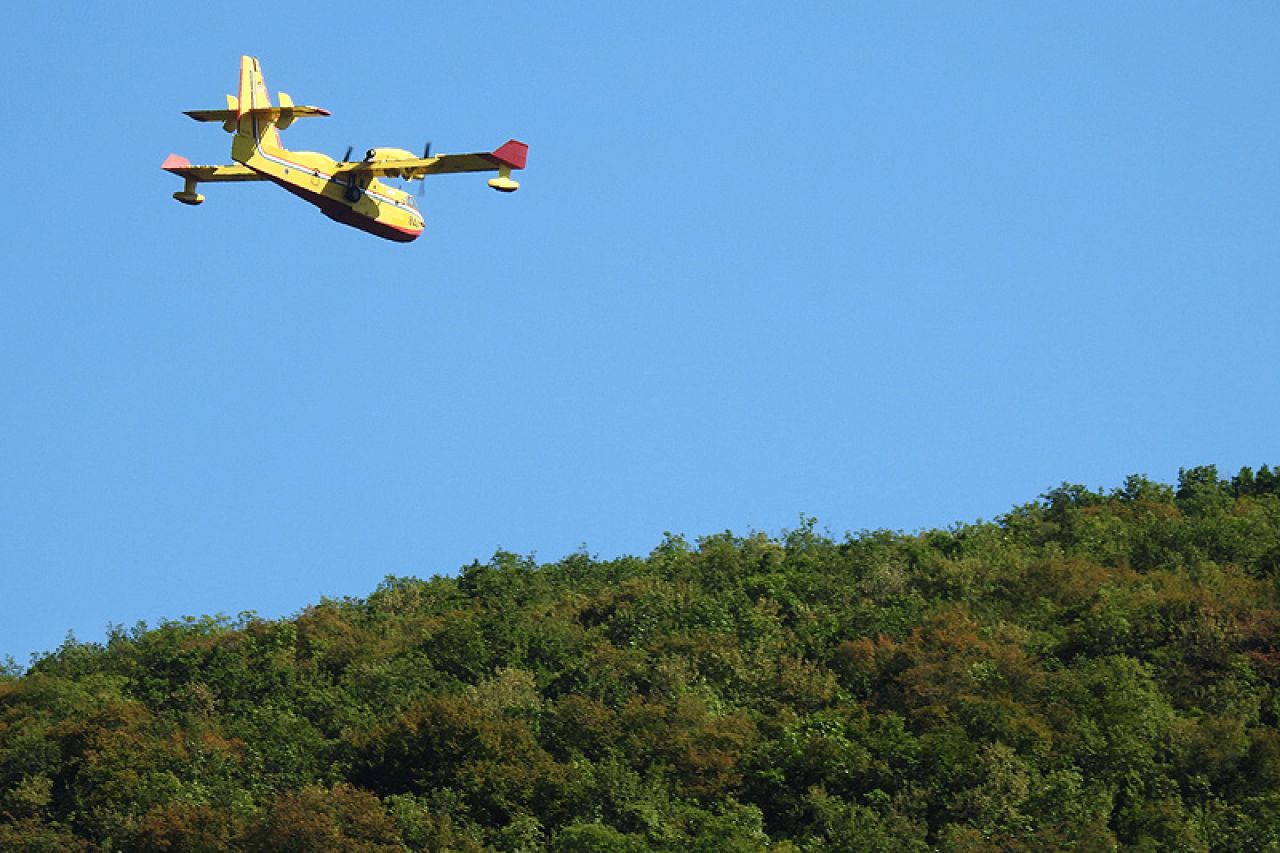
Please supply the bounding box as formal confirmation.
[184,57,328,167]
[234,56,283,151]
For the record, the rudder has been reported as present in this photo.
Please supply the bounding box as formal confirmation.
[234,56,282,150]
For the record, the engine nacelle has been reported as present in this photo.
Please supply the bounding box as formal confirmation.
[364,147,417,162]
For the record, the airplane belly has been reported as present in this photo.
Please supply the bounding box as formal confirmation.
[269,174,422,242]
[318,195,421,242]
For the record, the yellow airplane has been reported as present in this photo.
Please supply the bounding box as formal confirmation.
[162,56,527,243]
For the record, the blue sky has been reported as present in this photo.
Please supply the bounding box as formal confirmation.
[3,4,1278,663]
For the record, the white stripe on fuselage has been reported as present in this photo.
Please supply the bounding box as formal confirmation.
[247,113,419,219]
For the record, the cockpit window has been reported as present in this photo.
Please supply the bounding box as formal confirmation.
[404,195,418,210]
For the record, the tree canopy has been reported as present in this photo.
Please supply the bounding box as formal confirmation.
[4,465,1280,850]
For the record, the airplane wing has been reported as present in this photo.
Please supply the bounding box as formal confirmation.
[333,140,528,179]
[161,154,265,182]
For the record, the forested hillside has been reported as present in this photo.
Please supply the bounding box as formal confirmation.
[4,466,1280,850]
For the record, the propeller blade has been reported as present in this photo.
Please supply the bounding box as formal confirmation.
[343,145,353,163]
[416,141,433,196]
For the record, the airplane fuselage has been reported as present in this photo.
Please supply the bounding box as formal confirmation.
[238,142,425,242]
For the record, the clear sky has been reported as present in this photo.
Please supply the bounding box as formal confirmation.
[3,3,1278,663]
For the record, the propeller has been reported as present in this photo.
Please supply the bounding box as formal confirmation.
[339,145,362,201]
[416,141,432,196]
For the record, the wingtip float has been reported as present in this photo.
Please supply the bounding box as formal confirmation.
[162,56,528,243]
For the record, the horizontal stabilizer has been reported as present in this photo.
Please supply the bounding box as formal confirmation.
[184,106,330,122]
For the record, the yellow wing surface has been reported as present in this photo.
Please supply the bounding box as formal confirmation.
[161,154,264,182]
[334,140,529,181]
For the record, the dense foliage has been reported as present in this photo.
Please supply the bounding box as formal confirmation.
[4,466,1280,850]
